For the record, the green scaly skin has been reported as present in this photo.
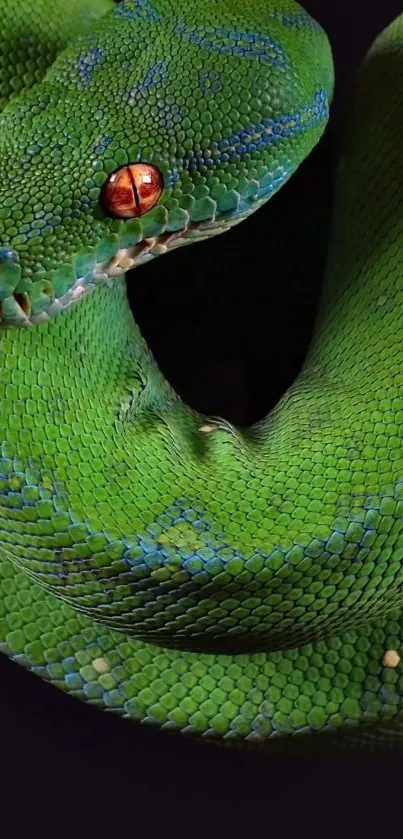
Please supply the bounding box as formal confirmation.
[0,0,402,748]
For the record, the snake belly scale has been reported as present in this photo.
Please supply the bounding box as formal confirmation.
[0,0,402,748]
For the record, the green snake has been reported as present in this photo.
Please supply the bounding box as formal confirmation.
[0,0,402,750]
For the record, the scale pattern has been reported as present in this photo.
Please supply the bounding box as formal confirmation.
[0,0,402,747]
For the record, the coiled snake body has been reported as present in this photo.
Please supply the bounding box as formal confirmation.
[0,0,402,748]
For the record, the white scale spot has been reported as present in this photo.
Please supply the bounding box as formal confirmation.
[92,656,111,674]
[382,649,401,668]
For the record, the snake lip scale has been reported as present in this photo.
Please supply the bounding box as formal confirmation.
[0,177,282,328]
[0,0,402,749]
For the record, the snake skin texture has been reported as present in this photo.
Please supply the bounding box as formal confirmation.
[0,0,402,749]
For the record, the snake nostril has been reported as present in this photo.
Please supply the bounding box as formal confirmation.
[12,292,31,316]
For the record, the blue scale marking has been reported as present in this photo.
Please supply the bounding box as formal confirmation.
[183,89,329,171]
[127,60,182,127]
[92,135,112,155]
[159,101,182,130]
[128,60,168,101]
[268,11,322,31]
[115,0,161,21]
[2,463,402,638]
[115,483,403,599]
[175,23,289,68]
[77,46,104,88]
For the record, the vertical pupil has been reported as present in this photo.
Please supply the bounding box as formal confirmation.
[126,167,139,209]
[102,163,163,218]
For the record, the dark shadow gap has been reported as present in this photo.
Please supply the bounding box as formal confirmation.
[127,129,335,426]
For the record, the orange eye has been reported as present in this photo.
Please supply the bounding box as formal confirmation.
[100,163,163,218]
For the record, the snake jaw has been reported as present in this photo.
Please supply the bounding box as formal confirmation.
[0,55,329,330]
[0,177,274,328]
[0,161,264,326]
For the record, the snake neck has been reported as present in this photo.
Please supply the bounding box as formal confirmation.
[0,278,179,433]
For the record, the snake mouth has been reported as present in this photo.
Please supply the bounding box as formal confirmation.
[0,79,330,329]
[0,178,283,328]
[0,82,331,329]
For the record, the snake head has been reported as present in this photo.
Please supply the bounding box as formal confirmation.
[0,0,333,326]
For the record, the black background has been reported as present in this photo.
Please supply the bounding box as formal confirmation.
[2,3,403,837]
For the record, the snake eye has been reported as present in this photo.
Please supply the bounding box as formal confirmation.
[100,163,163,218]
